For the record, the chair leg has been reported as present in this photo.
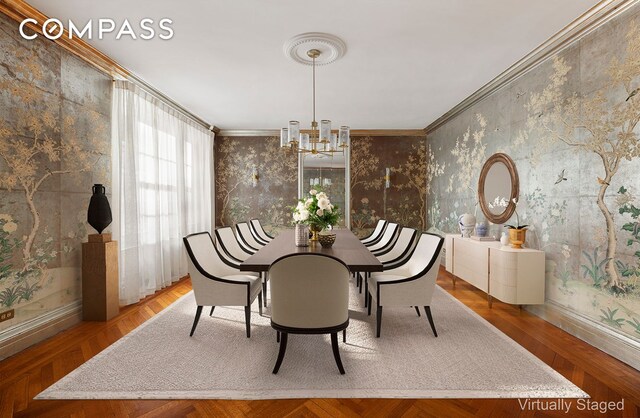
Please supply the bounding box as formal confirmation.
[424,306,438,337]
[331,332,346,375]
[258,292,263,316]
[190,306,203,337]
[376,306,383,338]
[358,274,363,293]
[245,305,251,338]
[272,332,288,374]
[276,331,280,343]
[343,328,346,343]
[364,277,368,308]
[262,274,268,307]
[209,306,215,316]
[414,306,421,317]
[367,291,372,316]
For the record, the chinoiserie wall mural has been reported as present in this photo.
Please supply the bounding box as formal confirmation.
[0,14,112,337]
[426,6,640,345]
[214,136,298,235]
[214,134,428,237]
[350,135,428,238]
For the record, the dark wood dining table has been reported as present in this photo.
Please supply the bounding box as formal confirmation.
[240,229,383,273]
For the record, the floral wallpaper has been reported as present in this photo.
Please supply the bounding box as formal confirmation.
[426,7,640,345]
[214,136,297,235]
[214,134,428,237]
[350,136,428,238]
[0,14,111,337]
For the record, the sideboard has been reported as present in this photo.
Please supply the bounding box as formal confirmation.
[444,234,545,307]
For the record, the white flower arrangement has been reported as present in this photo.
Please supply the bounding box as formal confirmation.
[291,187,339,229]
[292,201,310,224]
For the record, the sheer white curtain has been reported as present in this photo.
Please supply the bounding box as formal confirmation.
[112,81,213,305]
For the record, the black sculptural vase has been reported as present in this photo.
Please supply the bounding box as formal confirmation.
[87,184,113,234]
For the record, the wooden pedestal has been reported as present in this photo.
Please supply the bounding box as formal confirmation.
[82,234,119,321]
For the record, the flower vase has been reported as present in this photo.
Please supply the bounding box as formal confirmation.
[87,184,112,234]
[509,228,527,249]
[295,224,309,247]
[309,224,322,242]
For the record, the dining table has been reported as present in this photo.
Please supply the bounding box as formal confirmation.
[240,229,383,273]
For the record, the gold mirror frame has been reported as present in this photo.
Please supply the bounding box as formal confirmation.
[478,153,519,224]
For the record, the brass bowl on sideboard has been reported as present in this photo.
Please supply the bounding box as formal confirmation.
[318,233,336,248]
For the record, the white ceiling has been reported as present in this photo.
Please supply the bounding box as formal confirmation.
[30,0,598,130]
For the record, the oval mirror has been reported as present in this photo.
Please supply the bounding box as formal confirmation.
[478,153,519,224]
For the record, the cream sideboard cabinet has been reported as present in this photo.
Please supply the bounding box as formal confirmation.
[444,234,545,307]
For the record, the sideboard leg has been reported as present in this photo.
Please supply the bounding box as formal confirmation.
[488,294,493,309]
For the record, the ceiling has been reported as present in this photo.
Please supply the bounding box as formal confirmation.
[29,0,598,130]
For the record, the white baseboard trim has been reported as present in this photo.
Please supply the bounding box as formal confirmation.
[0,301,82,361]
[527,301,640,371]
[440,264,639,370]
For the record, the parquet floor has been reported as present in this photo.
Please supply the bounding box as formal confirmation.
[1,268,639,417]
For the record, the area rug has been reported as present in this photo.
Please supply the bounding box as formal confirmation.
[37,281,587,400]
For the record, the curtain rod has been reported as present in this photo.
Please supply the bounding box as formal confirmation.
[115,74,219,133]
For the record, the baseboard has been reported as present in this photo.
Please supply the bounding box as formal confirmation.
[527,301,640,371]
[0,301,82,361]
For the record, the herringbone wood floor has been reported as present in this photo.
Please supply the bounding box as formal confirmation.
[1,268,639,418]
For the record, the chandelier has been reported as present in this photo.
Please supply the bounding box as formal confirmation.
[280,48,349,155]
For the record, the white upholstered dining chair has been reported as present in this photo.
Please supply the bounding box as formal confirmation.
[362,227,418,308]
[367,232,444,338]
[236,222,265,250]
[250,218,273,244]
[367,222,400,255]
[215,226,269,307]
[215,226,255,260]
[360,220,388,246]
[183,232,263,338]
[269,254,350,375]
[355,222,399,294]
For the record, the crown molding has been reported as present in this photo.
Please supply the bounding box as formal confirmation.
[218,129,426,137]
[424,0,636,134]
[0,0,216,131]
[0,0,128,77]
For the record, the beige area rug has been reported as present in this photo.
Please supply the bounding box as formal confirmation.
[37,280,587,400]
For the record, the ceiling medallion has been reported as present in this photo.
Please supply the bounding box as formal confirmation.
[283,32,346,66]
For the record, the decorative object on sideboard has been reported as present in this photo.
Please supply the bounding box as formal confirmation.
[492,197,528,249]
[87,184,112,234]
[458,213,476,238]
[475,220,488,237]
[500,231,510,246]
[478,153,519,224]
[471,235,495,241]
[294,224,309,247]
[508,228,527,249]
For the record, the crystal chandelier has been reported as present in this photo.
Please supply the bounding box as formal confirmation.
[280,48,349,155]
